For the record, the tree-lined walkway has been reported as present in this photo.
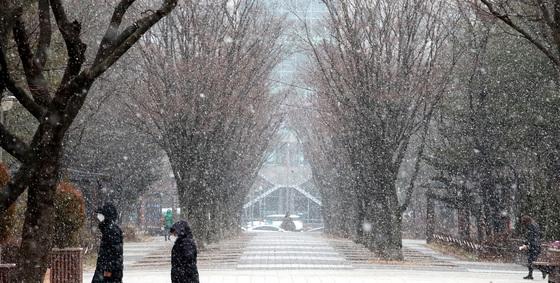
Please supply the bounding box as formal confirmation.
[84,233,536,282]
[83,233,536,282]
[99,234,530,274]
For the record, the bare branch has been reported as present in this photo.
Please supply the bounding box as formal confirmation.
[88,0,179,79]
[36,0,52,69]
[0,45,47,119]
[50,0,88,89]
[479,0,560,66]
[12,12,51,106]
[93,0,137,65]
[0,123,30,163]
[0,165,32,213]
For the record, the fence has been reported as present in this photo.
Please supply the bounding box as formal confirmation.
[430,233,483,253]
[50,248,83,283]
[0,265,15,283]
[430,232,523,262]
[0,248,82,283]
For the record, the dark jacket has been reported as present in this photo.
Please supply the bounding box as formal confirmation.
[280,217,296,231]
[525,222,542,260]
[171,220,199,283]
[92,203,123,283]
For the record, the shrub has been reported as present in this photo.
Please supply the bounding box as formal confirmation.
[53,182,86,248]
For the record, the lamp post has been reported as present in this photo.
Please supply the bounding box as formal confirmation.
[0,95,16,162]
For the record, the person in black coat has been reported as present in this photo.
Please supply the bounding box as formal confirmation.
[519,215,545,280]
[280,212,296,231]
[92,203,123,283]
[170,220,199,283]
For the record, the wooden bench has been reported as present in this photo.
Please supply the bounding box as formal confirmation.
[534,247,560,283]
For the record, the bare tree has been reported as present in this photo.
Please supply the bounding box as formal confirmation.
[476,0,560,71]
[0,0,177,280]
[301,0,458,259]
[428,1,560,242]
[124,0,286,245]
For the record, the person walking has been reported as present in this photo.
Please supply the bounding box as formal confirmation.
[164,210,174,241]
[170,220,199,283]
[280,212,296,232]
[519,215,545,280]
[92,203,123,283]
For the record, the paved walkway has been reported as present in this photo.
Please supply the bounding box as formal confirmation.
[326,237,458,270]
[84,237,171,272]
[84,233,538,282]
[123,238,171,267]
[403,239,528,273]
[238,233,351,269]
[84,269,543,283]
[128,234,253,270]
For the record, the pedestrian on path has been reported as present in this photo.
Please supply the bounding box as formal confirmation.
[519,215,545,280]
[164,210,174,241]
[280,212,296,231]
[92,203,123,283]
[170,220,199,283]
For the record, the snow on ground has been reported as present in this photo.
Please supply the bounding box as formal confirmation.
[84,233,540,282]
[84,269,546,283]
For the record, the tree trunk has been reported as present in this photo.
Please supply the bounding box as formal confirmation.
[363,179,403,260]
[386,190,404,260]
[458,208,470,240]
[426,196,435,242]
[353,191,365,243]
[177,181,205,246]
[15,126,64,281]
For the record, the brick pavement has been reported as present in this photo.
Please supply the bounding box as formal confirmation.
[84,233,536,282]
[85,269,539,283]
[129,234,253,270]
[122,233,528,274]
[237,233,351,269]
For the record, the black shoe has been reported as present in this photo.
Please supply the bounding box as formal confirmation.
[523,275,533,280]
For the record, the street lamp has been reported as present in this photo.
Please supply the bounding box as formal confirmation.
[0,95,16,162]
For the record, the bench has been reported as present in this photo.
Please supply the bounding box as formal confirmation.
[534,247,560,283]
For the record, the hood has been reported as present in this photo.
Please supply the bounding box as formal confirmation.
[170,220,193,239]
[96,203,118,223]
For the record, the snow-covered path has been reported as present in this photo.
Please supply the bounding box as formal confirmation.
[84,233,540,282]
[84,268,543,283]
[237,233,351,269]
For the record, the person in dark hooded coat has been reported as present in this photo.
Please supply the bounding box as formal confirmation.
[170,220,199,283]
[92,203,123,283]
[519,215,545,280]
[280,212,296,231]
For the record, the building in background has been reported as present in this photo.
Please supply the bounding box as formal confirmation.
[239,1,328,229]
[243,126,322,227]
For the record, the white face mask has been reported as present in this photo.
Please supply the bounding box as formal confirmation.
[97,213,105,222]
